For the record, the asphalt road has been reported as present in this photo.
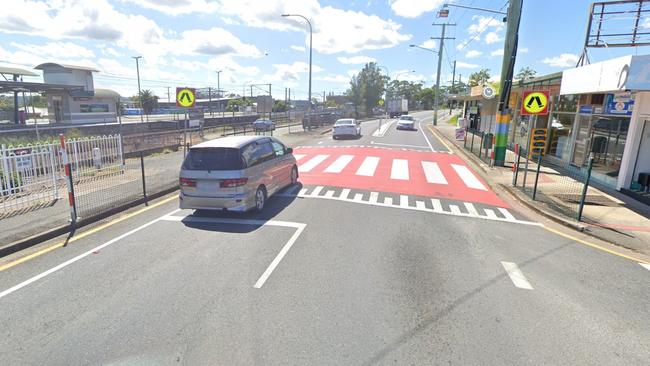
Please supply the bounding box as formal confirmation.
[0,110,649,365]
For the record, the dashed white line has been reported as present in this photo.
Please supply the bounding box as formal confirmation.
[449,205,461,214]
[340,188,351,199]
[400,195,409,208]
[369,191,379,204]
[415,200,426,209]
[324,155,354,173]
[324,190,335,198]
[384,197,393,205]
[484,209,498,219]
[501,261,534,290]
[311,186,324,196]
[356,156,380,177]
[299,188,308,196]
[353,193,364,202]
[464,202,479,216]
[498,208,516,221]
[421,161,448,185]
[431,199,443,212]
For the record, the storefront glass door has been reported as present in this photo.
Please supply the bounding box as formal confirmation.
[572,115,592,166]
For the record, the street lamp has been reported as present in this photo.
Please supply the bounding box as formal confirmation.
[215,70,222,116]
[409,44,438,54]
[393,70,415,80]
[132,56,144,123]
[282,14,313,119]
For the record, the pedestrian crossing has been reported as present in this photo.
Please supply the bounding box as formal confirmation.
[278,184,537,225]
[293,146,502,207]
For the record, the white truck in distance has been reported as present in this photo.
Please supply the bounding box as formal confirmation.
[388,99,408,118]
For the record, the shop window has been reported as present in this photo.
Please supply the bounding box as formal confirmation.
[591,94,605,105]
[556,95,578,112]
[80,104,109,113]
[548,113,575,160]
[589,116,629,181]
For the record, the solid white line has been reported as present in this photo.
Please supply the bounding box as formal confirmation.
[254,224,306,288]
[415,200,425,209]
[431,199,443,212]
[340,188,351,199]
[400,195,409,207]
[639,263,650,271]
[391,159,409,180]
[353,193,364,202]
[370,142,429,149]
[484,209,498,219]
[299,188,308,196]
[501,261,534,290]
[418,119,435,152]
[498,208,516,221]
[384,197,393,205]
[372,119,395,137]
[324,190,335,198]
[369,191,379,204]
[324,155,354,173]
[421,161,448,185]
[449,205,461,214]
[311,186,324,196]
[451,164,488,191]
[163,215,303,229]
[356,156,380,177]
[464,202,479,216]
[298,154,329,172]
[293,154,306,161]
[0,209,181,300]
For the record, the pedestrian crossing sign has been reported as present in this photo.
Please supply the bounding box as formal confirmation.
[176,87,196,108]
[521,90,549,115]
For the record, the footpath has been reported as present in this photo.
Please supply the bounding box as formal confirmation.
[433,119,650,257]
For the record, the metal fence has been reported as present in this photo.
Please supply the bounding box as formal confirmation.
[512,146,594,221]
[463,128,495,165]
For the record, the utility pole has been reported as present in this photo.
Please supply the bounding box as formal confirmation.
[450,60,456,114]
[216,70,222,116]
[166,87,171,103]
[431,23,455,126]
[494,0,523,166]
[208,87,212,117]
[132,56,144,123]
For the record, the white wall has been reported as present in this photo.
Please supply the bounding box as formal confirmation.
[619,91,650,189]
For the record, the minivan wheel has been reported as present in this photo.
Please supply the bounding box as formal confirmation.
[254,186,266,212]
[290,166,298,185]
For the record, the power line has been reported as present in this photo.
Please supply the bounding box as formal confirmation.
[452,1,509,58]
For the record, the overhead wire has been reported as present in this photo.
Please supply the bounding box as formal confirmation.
[452,1,509,59]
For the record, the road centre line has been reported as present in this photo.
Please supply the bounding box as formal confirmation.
[370,141,431,149]
[372,119,395,137]
[161,215,306,289]
[501,261,534,290]
[0,209,181,300]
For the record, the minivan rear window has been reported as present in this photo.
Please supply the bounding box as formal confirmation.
[182,148,244,171]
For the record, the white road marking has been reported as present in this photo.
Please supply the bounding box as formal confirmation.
[418,119,436,152]
[449,205,461,214]
[356,156,380,177]
[372,119,395,137]
[640,263,650,271]
[161,215,307,289]
[293,154,306,161]
[340,188,351,199]
[431,199,443,212]
[370,142,429,149]
[400,195,409,207]
[353,193,364,202]
[451,164,488,191]
[421,161,448,185]
[369,192,379,204]
[0,209,181,300]
[324,155,354,173]
[501,261,534,290]
[498,208,516,221]
[416,200,426,209]
[384,197,393,205]
[317,141,324,145]
[484,209,498,219]
[324,190,335,198]
[299,188,308,196]
[298,154,329,172]
[311,186,324,196]
[391,159,409,180]
[464,202,479,216]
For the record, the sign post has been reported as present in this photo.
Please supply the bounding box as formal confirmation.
[176,87,196,156]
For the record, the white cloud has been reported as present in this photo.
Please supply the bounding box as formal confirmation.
[389,0,446,18]
[456,61,479,69]
[123,0,220,15]
[485,32,502,45]
[221,17,241,25]
[217,0,412,54]
[519,47,529,54]
[465,50,482,58]
[101,47,122,57]
[542,53,579,68]
[337,55,376,64]
[11,41,95,59]
[347,69,358,77]
[491,49,504,56]
[290,45,306,52]
[168,27,262,58]
[420,39,436,49]
[316,74,349,83]
[468,15,504,35]
[456,43,465,51]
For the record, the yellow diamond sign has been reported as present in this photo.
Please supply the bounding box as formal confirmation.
[176,87,196,108]
[521,90,549,115]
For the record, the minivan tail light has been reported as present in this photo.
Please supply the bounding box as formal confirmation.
[179,177,196,187]
[219,178,248,188]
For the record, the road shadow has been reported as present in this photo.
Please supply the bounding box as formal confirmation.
[180,183,302,234]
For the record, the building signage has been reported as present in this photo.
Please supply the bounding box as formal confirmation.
[604,93,635,115]
[521,90,550,115]
[176,87,196,108]
[579,105,593,113]
[482,86,496,99]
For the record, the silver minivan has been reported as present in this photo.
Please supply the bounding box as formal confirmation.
[179,136,298,212]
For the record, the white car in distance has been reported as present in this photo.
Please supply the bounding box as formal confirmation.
[396,115,417,130]
[332,118,361,139]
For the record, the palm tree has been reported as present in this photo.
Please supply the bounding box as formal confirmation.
[468,69,491,87]
[135,89,158,115]
[515,67,537,80]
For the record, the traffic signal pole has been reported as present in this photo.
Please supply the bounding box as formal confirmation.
[494,0,523,166]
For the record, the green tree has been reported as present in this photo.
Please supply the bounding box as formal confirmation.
[357,62,386,116]
[273,100,287,112]
[346,73,365,117]
[386,80,423,108]
[468,69,491,87]
[132,89,159,114]
[515,67,537,80]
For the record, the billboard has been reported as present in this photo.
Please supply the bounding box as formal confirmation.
[256,95,273,113]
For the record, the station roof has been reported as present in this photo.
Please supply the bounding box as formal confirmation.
[0,66,38,77]
[0,80,83,94]
[34,63,99,72]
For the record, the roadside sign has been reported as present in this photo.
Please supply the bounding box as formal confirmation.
[13,148,32,170]
[378,99,384,106]
[529,128,548,158]
[188,107,204,127]
[521,90,549,115]
[482,86,495,99]
[176,87,196,108]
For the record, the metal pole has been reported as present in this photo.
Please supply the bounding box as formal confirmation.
[532,152,543,200]
[132,56,144,124]
[513,144,522,187]
[140,151,148,206]
[208,87,212,117]
[433,24,449,126]
[450,60,456,115]
[577,154,594,221]
[522,116,534,191]
[183,110,188,157]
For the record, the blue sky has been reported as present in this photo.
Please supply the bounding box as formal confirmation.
[1,0,650,100]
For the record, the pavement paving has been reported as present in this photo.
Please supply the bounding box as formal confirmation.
[0,110,648,365]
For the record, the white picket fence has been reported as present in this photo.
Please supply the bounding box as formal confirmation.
[0,134,123,216]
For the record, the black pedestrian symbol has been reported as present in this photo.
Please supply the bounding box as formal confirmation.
[180,92,192,103]
[526,95,544,109]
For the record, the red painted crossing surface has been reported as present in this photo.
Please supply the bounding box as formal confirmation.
[294,146,508,207]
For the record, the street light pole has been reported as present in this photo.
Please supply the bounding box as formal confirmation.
[431,23,455,126]
[132,56,144,123]
[215,70,222,116]
[282,14,313,125]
